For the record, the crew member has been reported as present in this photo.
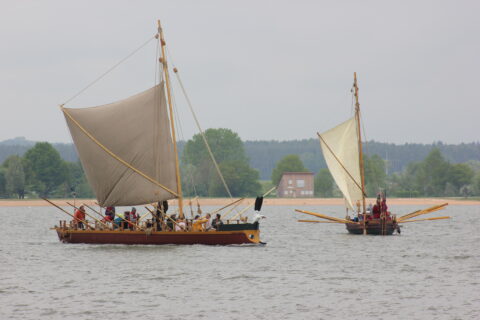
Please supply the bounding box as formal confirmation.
[74,205,86,229]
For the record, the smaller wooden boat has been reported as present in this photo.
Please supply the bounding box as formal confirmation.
[295,73,450,235]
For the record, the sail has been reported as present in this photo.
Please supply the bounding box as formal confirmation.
[319,117,363,210]
[63,83,178,207]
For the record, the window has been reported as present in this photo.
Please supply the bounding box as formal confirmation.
[288,179,292,185]
[284,191,289,195]
[297,179,305,187]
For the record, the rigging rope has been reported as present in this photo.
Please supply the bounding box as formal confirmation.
[62,35,156,106]
[166,48,234,200]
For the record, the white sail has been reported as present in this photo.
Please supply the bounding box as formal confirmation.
[319,117,363,210]
[63,82,178,207]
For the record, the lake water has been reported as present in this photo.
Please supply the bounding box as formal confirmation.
[0,204,478,319]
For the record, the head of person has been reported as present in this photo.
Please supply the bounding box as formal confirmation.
[194,215,200,220]
[80,205,85,211]
[206,213,211,219]
[131,207,136,213]
[376,194,381,204]
[216,213,221,220]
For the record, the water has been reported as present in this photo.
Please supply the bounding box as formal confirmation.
[0,205,479,319]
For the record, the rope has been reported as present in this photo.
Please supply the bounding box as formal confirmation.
[62,107,179,198]
[62,35,156,106]
[172,69,234,200]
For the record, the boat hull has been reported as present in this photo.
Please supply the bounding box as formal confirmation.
[55,227,262,245]
[346,220,397,235]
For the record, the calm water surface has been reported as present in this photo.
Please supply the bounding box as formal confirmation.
[0,204,479,319]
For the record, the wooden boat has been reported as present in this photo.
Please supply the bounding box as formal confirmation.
[295,73,449,235]
[50,21,266,245]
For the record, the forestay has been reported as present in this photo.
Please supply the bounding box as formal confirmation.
[63,82,178,206]
[319,117,363,210]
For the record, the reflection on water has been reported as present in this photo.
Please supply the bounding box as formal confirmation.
[0,205,479,319]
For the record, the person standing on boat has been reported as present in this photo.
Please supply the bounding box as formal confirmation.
[105,206,115,221]
[205,213,213,231]
[212,213,223,230]
[74,205,86,229]
[130,207,137,230]
[372,195,382,219]
[123,211,130,230]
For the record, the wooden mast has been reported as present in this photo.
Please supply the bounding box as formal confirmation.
[353,72,367,234]
[158,20,184,218]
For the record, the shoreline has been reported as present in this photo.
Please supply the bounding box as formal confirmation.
[0,197,478,207]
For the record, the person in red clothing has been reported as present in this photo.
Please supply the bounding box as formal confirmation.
[372,195,382,219]
[74,205,86,229]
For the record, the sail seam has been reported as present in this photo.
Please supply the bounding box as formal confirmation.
[62,107,179,198]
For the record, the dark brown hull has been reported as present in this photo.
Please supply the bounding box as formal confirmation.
[55,228,262,245]
[346,220,397,235]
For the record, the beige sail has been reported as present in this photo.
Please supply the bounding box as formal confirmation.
[63,83,178,207]
[319,117,363,210]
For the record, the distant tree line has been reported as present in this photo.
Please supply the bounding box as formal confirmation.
[1,136,479,199]
[0,142,93,199]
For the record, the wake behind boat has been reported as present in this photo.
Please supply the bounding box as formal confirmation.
[48,21,271,245]
[295,73,450,235]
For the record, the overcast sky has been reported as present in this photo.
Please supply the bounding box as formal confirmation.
[1,0,478,144]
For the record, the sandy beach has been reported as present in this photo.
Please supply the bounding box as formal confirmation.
[0,197,478,207]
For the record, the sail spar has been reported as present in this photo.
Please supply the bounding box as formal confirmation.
[63,82,178,207]
[318,117,363,210]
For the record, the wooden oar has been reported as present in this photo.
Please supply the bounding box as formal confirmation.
[298,219,341,224]
[230,186,276,221]
[66,202,108,228]
[212,197,244,215]
[42,197,93,229]
[83,203,105,220]
[397,203,448,222]
[295,209,359,224]
[399,216,451,223]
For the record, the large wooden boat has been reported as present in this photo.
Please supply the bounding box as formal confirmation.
[50,21,266,245]
[295,73,449,235]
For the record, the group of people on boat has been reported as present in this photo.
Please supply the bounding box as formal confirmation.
[351,193,391,222]
[71,201,227,232]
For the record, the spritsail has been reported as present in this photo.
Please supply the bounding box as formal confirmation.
[62,82,178,206]
[318,117,363,210]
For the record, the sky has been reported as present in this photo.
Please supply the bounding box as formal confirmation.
[0,0,479,144]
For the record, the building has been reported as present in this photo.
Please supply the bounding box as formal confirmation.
[277,172,314,198]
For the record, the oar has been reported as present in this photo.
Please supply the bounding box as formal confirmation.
[42,197,93,229]
[298,219,341,224]
[230,186,276,221]
[83,203,105,220]
[397,203,448,222]
[211,197,244,217]
[295,209,359,224]
[66,202,108,228]
[399,216,451,223]
[220,199,244,220]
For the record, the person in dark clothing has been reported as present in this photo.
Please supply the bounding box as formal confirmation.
[211,213,223,230]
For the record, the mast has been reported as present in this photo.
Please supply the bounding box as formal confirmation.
[158,20,184,218]
[353,72,367,231]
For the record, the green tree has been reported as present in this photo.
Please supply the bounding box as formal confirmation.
[4,155,25,198]
[364,154,386,196]
[181,128,259,197]
[271,154,308,186]
[447,163,474,191]
[0,168,6,198]
[23,142,67,197]
[314,168,333,197]
[208,160,261,197]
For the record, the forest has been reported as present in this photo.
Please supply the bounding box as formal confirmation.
[0,135,479,199]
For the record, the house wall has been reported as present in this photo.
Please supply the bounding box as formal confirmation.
[277,173,314,198]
